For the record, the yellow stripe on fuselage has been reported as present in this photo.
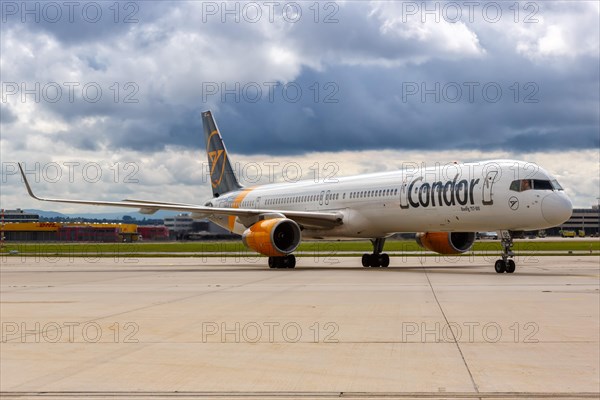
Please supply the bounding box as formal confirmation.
[227,188,254,231]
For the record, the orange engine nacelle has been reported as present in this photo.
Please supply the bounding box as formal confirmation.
[415,232,475,254]
[242,218,302,257]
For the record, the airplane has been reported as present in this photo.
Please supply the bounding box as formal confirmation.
[18,111,573,273]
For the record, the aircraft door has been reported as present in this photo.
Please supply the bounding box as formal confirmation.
[325,190,331,205]
[319,191,325,206]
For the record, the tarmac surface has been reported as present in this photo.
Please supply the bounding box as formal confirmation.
[1,255,599,399]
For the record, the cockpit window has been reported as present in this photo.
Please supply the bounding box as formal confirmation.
[510,179,556,192]
[533,180,554,190]
[551,179,564,190]
[513,179,533,191]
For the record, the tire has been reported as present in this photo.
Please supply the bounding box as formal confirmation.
[371,257,380,268]
[506,259,516,273]
[268,257,275,268]
[362,254,371,267]
[380,254,390,268]
[494,259,506,273]
[286,255,296,268]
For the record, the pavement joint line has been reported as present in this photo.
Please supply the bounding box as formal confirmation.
[1,391,600,398]
[421,265,480,394]
[2,257,598,394]
[43,340,589,345]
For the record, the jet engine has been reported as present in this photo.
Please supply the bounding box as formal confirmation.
[242,218,302,257]
[415,232,475,254]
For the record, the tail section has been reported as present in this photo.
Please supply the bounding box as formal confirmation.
[202,111,242,197]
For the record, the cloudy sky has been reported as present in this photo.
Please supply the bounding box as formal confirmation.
[1,0,599,211]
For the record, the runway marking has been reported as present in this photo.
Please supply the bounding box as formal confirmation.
[1,391,599,398]
[0,301,75,304]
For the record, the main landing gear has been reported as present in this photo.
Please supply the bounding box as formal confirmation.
[494,231,516,274]
[268,255,296,269]
[362,238,390,268]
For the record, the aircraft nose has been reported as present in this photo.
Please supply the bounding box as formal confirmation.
[541,192,572,226]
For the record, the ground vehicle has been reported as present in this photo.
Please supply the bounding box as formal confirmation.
[560,230,576,238]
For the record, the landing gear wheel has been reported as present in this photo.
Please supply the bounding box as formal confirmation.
[494,231,516,274]
[362,254,371,267]
[494,259,506,273]
[505,259,515,273]
[362,238,390,268]
[285,255,296,268]
[379,254,390,268]
[268,255,296,269]
[361,253,390,267]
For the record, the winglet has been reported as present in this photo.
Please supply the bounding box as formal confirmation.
[18,163,41,200]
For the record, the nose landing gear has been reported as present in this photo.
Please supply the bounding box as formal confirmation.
[495,231,516,273]
[362,238,390,268]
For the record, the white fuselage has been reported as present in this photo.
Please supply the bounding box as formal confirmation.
[206,160,572,238]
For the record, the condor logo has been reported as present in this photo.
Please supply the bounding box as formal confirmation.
[207,130,227,188]
[400,176,482,209]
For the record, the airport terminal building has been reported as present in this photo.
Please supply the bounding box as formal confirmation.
[548,205,600,236]
[1,209,234,242]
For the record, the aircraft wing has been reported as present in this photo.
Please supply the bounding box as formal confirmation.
[19,164,343,230]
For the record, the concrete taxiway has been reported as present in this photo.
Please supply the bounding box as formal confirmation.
[1,255,599,399]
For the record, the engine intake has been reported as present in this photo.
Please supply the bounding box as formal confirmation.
[242,218,301,257]
[415,232,475,254]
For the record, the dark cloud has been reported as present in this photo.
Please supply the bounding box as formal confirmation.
[0,1,170,45]
[0,104,18,125]
[2,1,598,156]
[194,56,600,155]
